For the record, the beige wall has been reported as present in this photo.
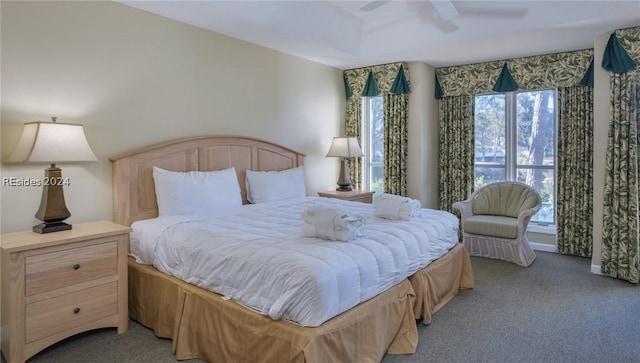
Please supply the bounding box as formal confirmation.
[407,62,440,209]
[0,1,343,234]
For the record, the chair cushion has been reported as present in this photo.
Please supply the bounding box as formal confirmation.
[464,215,518,239]
[472,183,539,218]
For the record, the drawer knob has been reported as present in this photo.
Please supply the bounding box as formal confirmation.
[73,264,80,270]
[73,307,81,314]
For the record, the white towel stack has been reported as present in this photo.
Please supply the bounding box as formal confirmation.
[301,206,365,242]
[373,193,421,221]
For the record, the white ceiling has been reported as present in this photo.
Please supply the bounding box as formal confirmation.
[118,0,640,69]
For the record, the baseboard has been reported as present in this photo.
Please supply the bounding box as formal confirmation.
[530,242,557,252]
[591,264,603,275]
[529,242,604,275]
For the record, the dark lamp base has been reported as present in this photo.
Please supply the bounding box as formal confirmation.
[33,222,72,234]
[336,185,353,192]
[32,165,72,234]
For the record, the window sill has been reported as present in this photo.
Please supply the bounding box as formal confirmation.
[527,223,556,235]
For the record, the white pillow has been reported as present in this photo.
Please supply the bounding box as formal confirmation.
[152,166,242,216]
[245,166,306,204]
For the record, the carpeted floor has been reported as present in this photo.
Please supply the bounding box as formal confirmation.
[383,251,640,363]
[8,251,640,363]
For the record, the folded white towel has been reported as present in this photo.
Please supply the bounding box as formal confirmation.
[302,206,364,228]
[301,206,365,241]
[373,193,421,221]
[301,223,363,242]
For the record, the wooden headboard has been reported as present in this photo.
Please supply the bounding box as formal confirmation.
[109,135,305,226]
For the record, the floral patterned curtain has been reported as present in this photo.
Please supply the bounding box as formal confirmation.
[436,49,593,97]
[557,86,593,257]
[344,63,410,194]
[436,49,593,223]
[438,95,475,213]
[345,97,363,190]
[602,27,640,283]
[384,93,408,195]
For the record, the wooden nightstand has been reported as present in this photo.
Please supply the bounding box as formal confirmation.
[318,190,375,204]
[1,220,130,363]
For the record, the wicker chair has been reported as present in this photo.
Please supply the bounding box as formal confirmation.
[452,181,542,267]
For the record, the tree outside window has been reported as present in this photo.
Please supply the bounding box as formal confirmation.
[475,90,556,224]
[363,96,384,194]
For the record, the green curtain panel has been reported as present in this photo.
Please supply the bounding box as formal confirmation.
[579,59,594,87]
[345,97,362,190]
[601,26,640,283]
[343,74,353,99]
[390,65,411,94]
[436,49,593,97]
[344,62,410,195]
[556,86,593,257]
[438,95,475,214]
[435,73,443,99]
[602,71,640,284]
[492,63,518,92]
[362,71,381,97]
[383,93,409,196]
[602,32,636,74]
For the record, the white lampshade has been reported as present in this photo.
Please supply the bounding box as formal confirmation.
[7,121,98,163]
[326,136,364,158]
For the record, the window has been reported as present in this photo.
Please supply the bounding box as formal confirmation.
[474,90,556,224]
[362,96,384,194]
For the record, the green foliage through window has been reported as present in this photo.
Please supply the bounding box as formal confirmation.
[363,97,384,193]
[474,90,556,224]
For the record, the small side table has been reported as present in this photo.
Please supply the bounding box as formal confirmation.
[318,190,374,204]
[0,220,130,363]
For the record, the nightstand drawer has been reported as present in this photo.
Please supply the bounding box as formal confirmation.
[25,281,119,343]
[25,241,118,297]
[318,190,374,204]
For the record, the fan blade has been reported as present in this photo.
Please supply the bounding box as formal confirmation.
[460,7,527,19]
[360,0,391,12]
[431,0,459,21]
[433,18,460,33]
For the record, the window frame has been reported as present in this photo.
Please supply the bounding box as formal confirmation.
[474,89,558,226]
[361,96,384,193]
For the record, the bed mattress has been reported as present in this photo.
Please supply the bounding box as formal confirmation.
[130,196,459,327]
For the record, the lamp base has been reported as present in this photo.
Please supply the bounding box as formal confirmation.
[335,158,353,192]
[336,185,353,192]
[33,221,72,234]
[33,164,72,234]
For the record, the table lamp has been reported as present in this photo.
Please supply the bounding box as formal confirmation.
[7,117,98,233]
[326,136,364,192]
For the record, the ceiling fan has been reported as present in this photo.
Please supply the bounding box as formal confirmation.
[361,0,458,19]
[360,0,527,33]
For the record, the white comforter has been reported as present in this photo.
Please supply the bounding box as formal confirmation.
[130,197,459,327]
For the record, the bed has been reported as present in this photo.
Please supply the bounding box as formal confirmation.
[110,135,473,362]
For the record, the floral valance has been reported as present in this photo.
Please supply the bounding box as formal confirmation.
[344,62,410,99]
[436,49,593,97]
[614,26,640,65]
